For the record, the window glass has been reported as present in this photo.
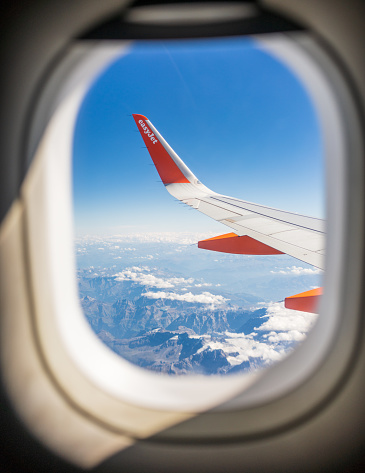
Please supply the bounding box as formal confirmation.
[73,37,324,376]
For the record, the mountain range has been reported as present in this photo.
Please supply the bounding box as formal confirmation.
[75,236,320,375]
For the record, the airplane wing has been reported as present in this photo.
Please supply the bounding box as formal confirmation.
[133,114,324,312]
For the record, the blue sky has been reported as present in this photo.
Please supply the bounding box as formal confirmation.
[73,37,324,236]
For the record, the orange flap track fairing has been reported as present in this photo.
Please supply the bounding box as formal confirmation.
[285,287,323,314]
[198,232,284,255]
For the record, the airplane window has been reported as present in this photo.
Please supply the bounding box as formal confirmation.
[3,1,362,465]
[73,36,324,377]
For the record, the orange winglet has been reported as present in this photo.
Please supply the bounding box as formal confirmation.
[285,287,322,313]
[198,233,284,255]
[133,114,190,185]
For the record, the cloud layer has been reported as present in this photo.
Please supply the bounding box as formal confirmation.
[76,231,216,246]
[142,290,228,306]
[197,301,318,367]
[270,265,322,275]
[114,267,194,289]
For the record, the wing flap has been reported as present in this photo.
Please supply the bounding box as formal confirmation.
[232,217,295,234]
[210,195,324,233]
[214,218,324,269]
[276,230,324,251]
[195,200,242,220]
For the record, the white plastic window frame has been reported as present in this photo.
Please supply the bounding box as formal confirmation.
[22,33,363,427]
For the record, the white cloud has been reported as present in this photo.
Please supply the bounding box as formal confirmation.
[192,302,320,367]
[197,331,285,366]
[114,271,173,288]
[263,330,306,343]
[142,291,228,306]
[270,265,322,275]
[129,266,150,272]
[113,268,194,289]
[257,302,317,333]
[170,277,194,285]
[194,301,317,367]
[134,254,155,260]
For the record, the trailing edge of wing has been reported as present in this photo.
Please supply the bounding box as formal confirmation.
[133,115,325,270]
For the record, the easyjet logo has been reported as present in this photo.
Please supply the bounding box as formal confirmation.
[139,120,158,144]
